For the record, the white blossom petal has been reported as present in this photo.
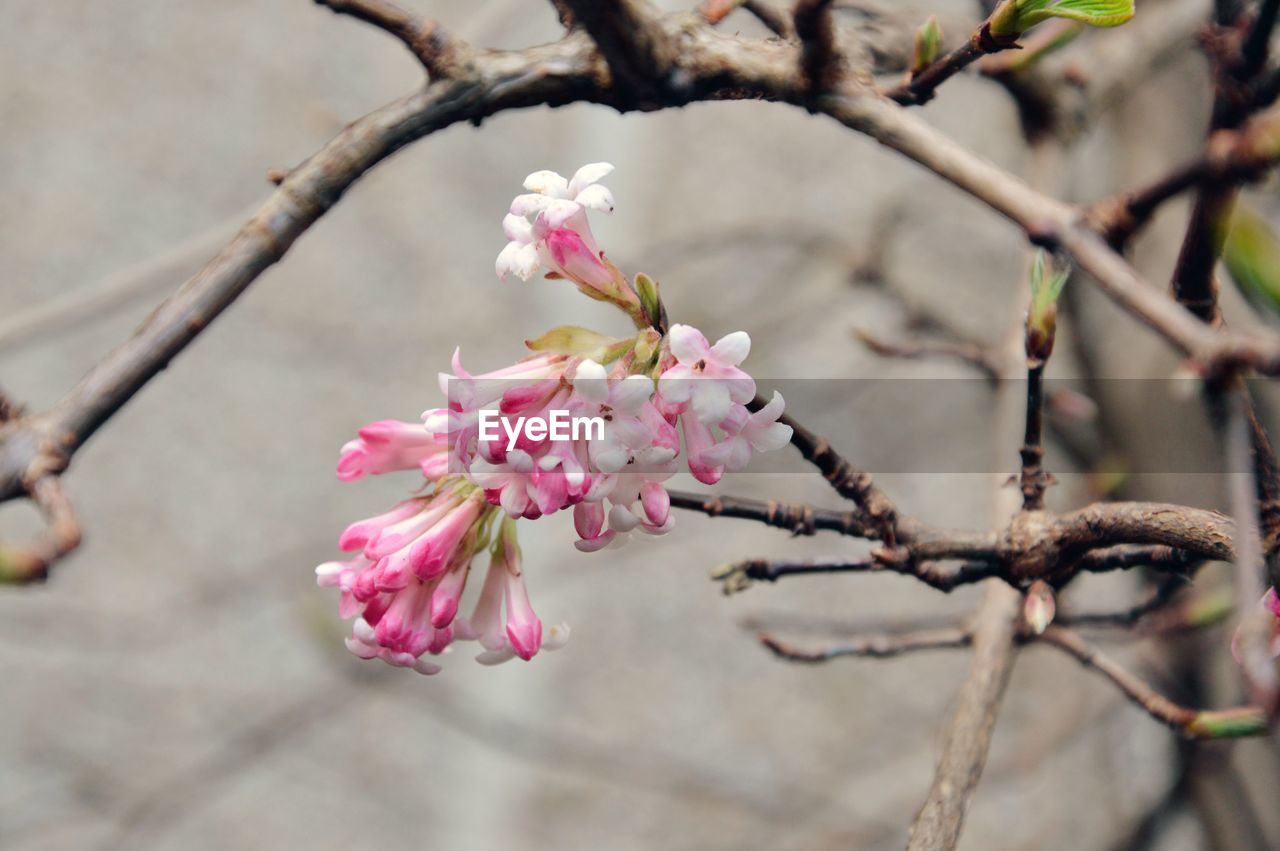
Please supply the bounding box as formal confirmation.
[751,420,793,450]
[608,503,642,532]
[691,381,733,425]
[543,622,572,650]
[540,198,584,229]
[573,184,615,214]
[495,241,540,281]
[510,193,554,216]
[611,375,654,413]
[568,162,614,195]
[523,169,569,197]
[668,324,710,364]
[502,213,533,242]
[710,331,751,366]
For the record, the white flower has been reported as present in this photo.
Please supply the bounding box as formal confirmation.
[700,392,793,472]
[657,324,757,424]
[497,163,615,282]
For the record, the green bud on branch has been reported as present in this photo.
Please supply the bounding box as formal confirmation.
[911,16,943,77]
[1027,250,1068,361]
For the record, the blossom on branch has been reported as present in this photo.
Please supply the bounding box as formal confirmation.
[317,164,788,674]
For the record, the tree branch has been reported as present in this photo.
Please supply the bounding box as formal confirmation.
[907,583,1021,851]
[558,0,672,96]
[853,328,1000,381]
[314,0,462,78]
[1040,625,1268,738]
[884,21,1017,106]
[759,626,972,661]
[793,0,839,94]
[713,556,1000,594]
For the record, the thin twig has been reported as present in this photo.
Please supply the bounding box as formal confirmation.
[314,0,462,78]
[853,328,1000,381]
[713,556,1000,594]
[1055,574,1193,628]
[759,627,972,662]
[0,477,82,584]
[884,22,1017,106]
[1040,625,1268,738]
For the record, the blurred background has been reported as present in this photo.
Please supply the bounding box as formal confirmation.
[3,0,1279,848]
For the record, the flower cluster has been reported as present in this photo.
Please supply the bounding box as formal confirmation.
[315,163,791,675]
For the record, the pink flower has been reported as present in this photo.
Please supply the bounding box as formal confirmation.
[337,420,449,482]
[455,518,570,665]
[496,163,615,285]
[699,392,793,472]
[318,489,569,674]
[658,324,757,424]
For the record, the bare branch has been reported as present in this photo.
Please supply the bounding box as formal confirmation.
[1055,574,1193,628]
[793,0,839,93]
[907,584,1021,851]
[1242,0,1280,76]
[1040,625,1268,738]
[759,627,972,661]
[884,20,1017,106]
[1073,544,1199,576]
[0,477,81,584]
[559,0,672,95]
[756,393,901,542]
[853,328,1000,381]
[314,0,463,78]
[713,556,1000,594]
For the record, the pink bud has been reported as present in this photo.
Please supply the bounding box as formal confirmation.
[641,480,670,526]
[430,566,469,629]
[545,228,614,289]
[503,570,543,661]
[574,501,605,540]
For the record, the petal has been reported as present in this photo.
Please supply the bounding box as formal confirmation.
[543,622,572,650]
[574,531,616,552]
[510,193,554,216]
[608,504,642,532]
[753,390,786,423]
[691,381,733,425]
[710,331,751,366]
[656,370,692,404]
[502,213,533,242]
[572,359,610,404]
[541,198,584,230]
[568,162,614,195]
[750,422,794,452]
[668,324,710,364]
[523,169,569,197]
[610,375,654,413]
[496,241,538,281]
[573,184,615,214]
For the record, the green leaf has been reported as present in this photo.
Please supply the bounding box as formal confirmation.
[911,16,943,76]
[525,326,632,362]
[1223,203,1280,320]
[990,0,1133,37]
